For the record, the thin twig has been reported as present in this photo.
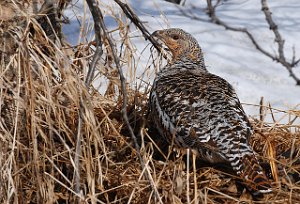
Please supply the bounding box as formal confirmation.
[85,0,103,87]
[75,0,162,203]
[113,0,162,52]
[186,149,191,204]
[205,0,276,60]
[204,0,300,85]
[102,16,164,204]
[261,0,285,63]
[74,0,105,202]
[260,0,300,85]
[112,1,165,202]
[74,100,85,203]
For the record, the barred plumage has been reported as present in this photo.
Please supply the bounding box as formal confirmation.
[149,28,271,194]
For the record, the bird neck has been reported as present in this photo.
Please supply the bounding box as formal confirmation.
[170,46,206,68]
[171,54,206,70]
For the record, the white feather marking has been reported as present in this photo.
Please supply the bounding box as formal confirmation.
[231,158,240,166]
[192,101,205,107]
[227,152,252,161]
[152,91,176,135]
[198,134,210,142]
[259,189,272,193]
[182,99,189,105]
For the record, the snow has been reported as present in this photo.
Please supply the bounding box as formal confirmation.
[63,0,300,124]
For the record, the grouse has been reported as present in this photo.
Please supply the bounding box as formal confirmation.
[149,28,272,195]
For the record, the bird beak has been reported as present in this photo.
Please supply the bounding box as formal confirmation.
[151,30,169,51]
[151,30,163,39]
[151,30,158,37]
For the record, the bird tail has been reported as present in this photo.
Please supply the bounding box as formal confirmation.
[238,154,272,195]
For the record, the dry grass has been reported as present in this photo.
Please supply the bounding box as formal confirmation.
[1,1,300,203]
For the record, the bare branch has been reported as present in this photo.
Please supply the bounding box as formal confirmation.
[205,0,276,60]
[85,0,104,87]
[261,0,285,62]
[112,1,164,202]
[74,101,84,203]
[114,0,162,52]
[74,0,105,202]
[204,0,300,85]
[260,0,300,85]
[85,0,163,202]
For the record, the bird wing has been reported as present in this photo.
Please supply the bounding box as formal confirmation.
[150,69,252,152]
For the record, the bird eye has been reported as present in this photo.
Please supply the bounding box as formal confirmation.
[172,35,179,40]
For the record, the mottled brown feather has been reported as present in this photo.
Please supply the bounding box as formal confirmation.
[149,28,271,194]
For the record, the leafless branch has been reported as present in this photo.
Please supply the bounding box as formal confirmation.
[113,1,164,202]
[261,0,285,61]
[73,0,105,202]
[85,0,103,87]
[85,0,162,202]
[205,0,300,85]
[114,0,162,52]
[205,0,275,59]
[261,0,300,84]
[74,101,83,203]
[97,6,140,168]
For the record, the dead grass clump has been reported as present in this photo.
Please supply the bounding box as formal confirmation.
[1,1,300,204]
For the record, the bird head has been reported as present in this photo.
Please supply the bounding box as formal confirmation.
[151,28,205,66]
